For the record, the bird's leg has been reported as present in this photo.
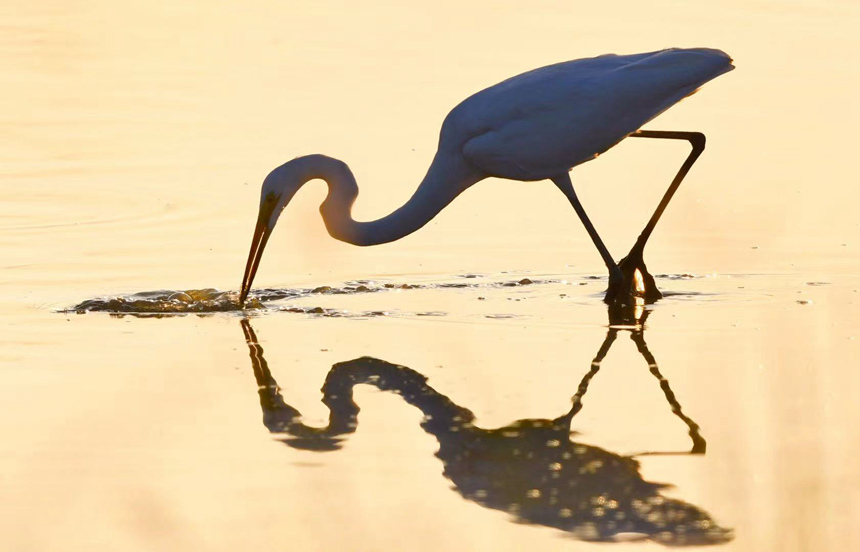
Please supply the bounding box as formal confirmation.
[552,173,623,293]
[614,130,707,303]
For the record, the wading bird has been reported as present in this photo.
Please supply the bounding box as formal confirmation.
[240,48,733,305]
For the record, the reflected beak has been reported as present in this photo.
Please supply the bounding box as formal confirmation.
[239,204,275,306]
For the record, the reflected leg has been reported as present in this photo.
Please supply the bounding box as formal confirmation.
[629,329,706,455]
[556,327,618,428]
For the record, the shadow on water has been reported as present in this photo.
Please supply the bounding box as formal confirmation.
[240,304,731,546]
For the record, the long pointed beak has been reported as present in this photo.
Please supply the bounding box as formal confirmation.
[240,207,274,306]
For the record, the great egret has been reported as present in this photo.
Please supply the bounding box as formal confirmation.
[240,48,734,305]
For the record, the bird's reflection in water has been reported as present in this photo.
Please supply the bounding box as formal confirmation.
[240,305,731,546]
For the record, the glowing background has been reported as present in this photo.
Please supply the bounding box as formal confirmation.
[1,1,858,550]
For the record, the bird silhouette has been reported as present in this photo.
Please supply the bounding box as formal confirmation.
[240,48,734,306]
[240,313,730,545]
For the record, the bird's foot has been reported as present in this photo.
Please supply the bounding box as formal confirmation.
[604,266,625,303]
[603,250,662,305]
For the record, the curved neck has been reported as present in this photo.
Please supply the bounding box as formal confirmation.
[300,153,482,246]
[320,358,477,435]
[249,348,475,442]
[243,320,474,448]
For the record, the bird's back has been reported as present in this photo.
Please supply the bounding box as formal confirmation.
[442,48,733,181]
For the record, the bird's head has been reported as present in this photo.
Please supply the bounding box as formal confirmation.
[239,162,305,305]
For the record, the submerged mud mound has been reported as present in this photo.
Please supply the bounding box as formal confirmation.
[68,288,264,313]
[66,276,554,316]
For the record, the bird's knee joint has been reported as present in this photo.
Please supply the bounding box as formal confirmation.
[688,132,706,151]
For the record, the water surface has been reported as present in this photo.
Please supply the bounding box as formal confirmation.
[2,2,859,551]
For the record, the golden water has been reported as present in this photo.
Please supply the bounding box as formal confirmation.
[2,1,859,550]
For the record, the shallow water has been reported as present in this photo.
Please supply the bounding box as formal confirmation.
[65,275,558,316]
[2,1,860,551]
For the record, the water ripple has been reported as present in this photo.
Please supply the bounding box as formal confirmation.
[63,276,556,316]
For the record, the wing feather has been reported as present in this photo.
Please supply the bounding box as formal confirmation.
[450,48,733,181]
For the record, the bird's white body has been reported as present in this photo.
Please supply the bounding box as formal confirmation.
[240,48,734,304]
[447,48,732,180]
